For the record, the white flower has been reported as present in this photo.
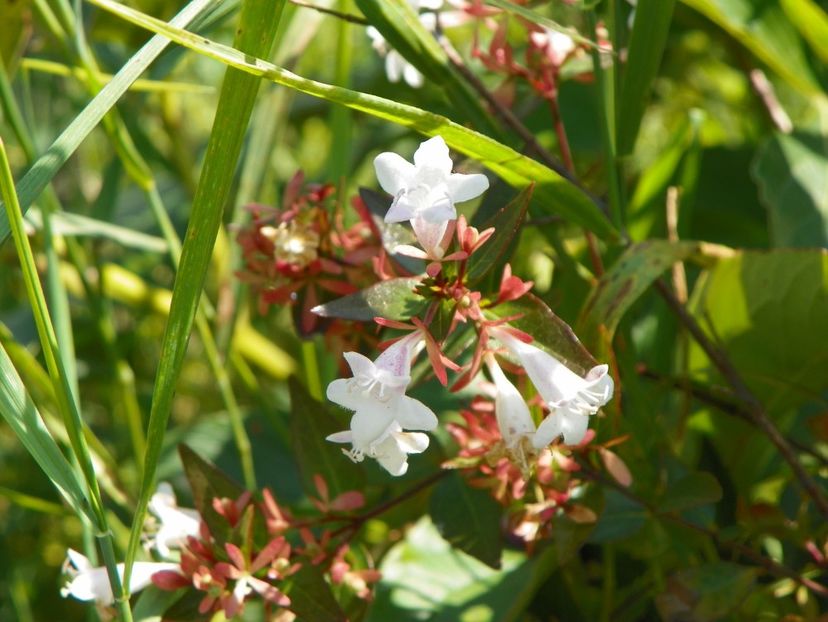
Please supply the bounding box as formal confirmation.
[326,333,437,475]
[328,421,430,476]
[147,482,201,557]
[61,549,179,606]
[530,28,576,67]
[491,327,614,446]
[485,354,537,470]
[374,136,489,257]
[366,2,442,88]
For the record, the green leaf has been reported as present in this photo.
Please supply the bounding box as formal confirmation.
[179,444,246,544]
[133,585,187,622]
[659,472,723,513]
[124,0,287,580]
[0,0,30,69]
[679,0,820,94]
[288,377,364,497]
[429,471,503,569]
[655,563,757,621]
[368,517,575,622]
[753,130,828,248]
[588,489,648,543]
[86,0,619,241]
[780,0,828,64]
[0,0,215,245]
[579,240,708,349]
[311,277,425,321]
[467,185,532,283]
[282,564,347,622]
[617,0,677,155]
[489,293,597,375]
[0,339,93,522]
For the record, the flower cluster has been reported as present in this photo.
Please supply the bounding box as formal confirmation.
[235,171,383,340]
[62,478,380,619]
[319,135,614,481]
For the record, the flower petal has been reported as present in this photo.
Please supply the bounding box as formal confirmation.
[446,172,489,203]
[374,152,416,197]
[559,408,590,446]
[393,431,430,454]
[413,136,452,174]
[396,396,438,431]
[326,430,353,444]
[532,412,563,448]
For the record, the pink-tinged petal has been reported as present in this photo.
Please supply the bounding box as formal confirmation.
[224,543,247,570]
[446,173,489,203]
[251,537,287,573]
[249,576,291,606]
[330,490,366,512]
[151,570,189,591]
[412,217,450,258]
[326,430,353,444]
[374,152,415,196]
[397,396,438,430]
[414,136,452,174]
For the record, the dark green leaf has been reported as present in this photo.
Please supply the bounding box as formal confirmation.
[467,185,532,283]
[489,293,597,375]
[282,564,347,622]
[429,471,503,569]
[588,489,648,543]
[288,377,364,498]
[133,585,188,622]
[753,131,828,248]
[179,444,246,544]
[617,0,677,155]
[660,472,723,513]
[311,277,425,321]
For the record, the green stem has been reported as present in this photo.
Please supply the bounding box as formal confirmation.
[0,139,132,622]
[302,339,323,401]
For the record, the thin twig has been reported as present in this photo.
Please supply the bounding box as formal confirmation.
[654,280,828,521]
[576,456,828,597]
[288,0,367,25]
[637,365,828,469]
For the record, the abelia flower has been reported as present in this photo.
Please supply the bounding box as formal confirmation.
[326,332,437,475]
[147,482,201,557]
[485,354,536,470]
[61,549,179,606]
[490,326,614,446]
[374,136,489,258]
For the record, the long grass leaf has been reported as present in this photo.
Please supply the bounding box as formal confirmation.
[85,0,619,241]
[122,0,288,588]
[617,0,676,155]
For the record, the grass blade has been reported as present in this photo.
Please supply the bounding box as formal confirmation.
[0,0,216,245]
[780,0,828,64]
[85,0,619,241]
[617,0,676,155]
[122,0,288,589]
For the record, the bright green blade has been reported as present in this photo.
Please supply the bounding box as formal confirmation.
[86,0,619,241]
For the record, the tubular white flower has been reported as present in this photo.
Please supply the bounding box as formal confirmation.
[148,482,201,557]
[485,355,535,449]
[491,327,614,446]
[374,136,489,257]
[61,549,179,606]
[326,333,437,475]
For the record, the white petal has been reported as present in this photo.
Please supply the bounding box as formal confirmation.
[533,412,563,448]
[130,562,179,594]
[417,0,444,10]
[446,173,489,203]
[66,549,93,572]
[396,396,438,431]
[403,62,424,88]
[376,444,409,476]
[374,334,417,379]
[488,358,536,448]
[343,351,377,378]
[385,51,405,83]
[326,378,363,411]
[385,194,419,223]
[413,136,452,174]
[351,408,397,450]
[326,430,353,444]
[559,408,590,446]
[374,152,416,197]
[63,566,112,603]
[393,431,430,454]
[418,192,456,223]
